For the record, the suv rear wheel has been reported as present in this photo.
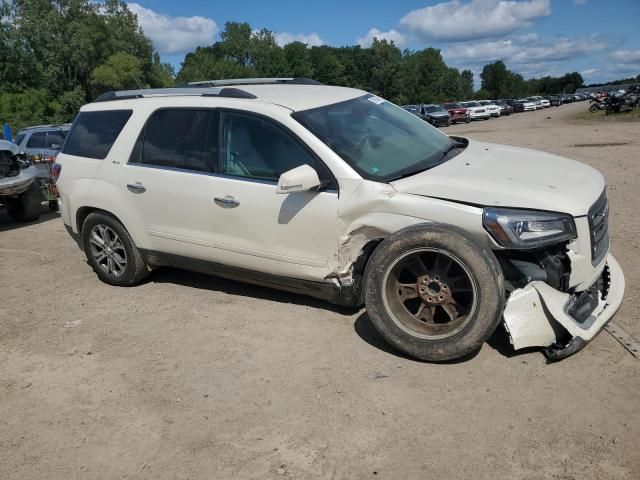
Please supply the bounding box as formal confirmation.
[82,212,149,286]
[363,224,505,361]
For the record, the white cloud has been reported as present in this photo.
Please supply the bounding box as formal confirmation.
[357,28,407,48]
[611,50,640,64]
[443,34,607,68]
[400,0,551,42]
[581,68,598,76]
[129,3,218,55]
[274,32,325,47]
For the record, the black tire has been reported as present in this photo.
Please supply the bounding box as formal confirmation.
[363,224,505,362]
[589,104,598,113]
[465,118,471,123]
[48,199,59,212]
[82,212,149,286]
[7,183,42,222]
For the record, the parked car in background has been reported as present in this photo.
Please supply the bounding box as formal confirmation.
[477,100,501,118]
[546,95,562,107]
[0,140,42,222]
[421,104,451,127]
[494,100,513,116]
[460,101,491,120]
[401,105,426,120]
[442,102,471,124]
[13,124,71,179]
[517,99,536,111]
[527,97,543,109]
[402,105,450,127]
[506,99,525,112]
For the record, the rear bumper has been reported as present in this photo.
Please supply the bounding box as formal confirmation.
[503,254,624,357]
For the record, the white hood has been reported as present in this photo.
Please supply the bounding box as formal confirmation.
[390,139,604,216]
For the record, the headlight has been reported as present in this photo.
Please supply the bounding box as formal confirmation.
[483,208,577,249]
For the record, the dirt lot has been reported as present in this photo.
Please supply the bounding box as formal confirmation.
[1,101,639,479]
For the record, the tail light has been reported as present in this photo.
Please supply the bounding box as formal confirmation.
[51,162,61,183]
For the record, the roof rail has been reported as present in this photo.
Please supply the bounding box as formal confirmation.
[20,123,72,130]
[184,77,323,87]
[94,87,257,103]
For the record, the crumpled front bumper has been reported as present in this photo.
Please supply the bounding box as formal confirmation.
[503,253,625,358]
[0,166,37,197]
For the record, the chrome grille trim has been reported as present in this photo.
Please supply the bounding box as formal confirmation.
[588,191,609,266]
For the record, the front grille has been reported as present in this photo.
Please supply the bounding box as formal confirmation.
[588,191,609,266]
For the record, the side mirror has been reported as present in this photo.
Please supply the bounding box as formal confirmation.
[276,164,321,194]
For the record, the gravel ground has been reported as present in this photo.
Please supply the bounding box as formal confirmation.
[1,101,639,479]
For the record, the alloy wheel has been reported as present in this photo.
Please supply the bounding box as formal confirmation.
[382,248,478,340]
[88,224,127,277]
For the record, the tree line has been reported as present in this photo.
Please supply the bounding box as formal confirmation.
[2,2,591,132]
[0,0,173,131]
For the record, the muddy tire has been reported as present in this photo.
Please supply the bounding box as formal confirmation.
[6,183,42,222]
[363,223,505,362]
[82,212,149,286]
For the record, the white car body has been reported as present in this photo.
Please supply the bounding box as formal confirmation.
[518,99,536,111]
[55,81,624,359]
[477,101,501,117]
[460,102,491,120]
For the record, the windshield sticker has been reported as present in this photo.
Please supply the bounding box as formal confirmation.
[368,96,385,105]
[371,166,380,174]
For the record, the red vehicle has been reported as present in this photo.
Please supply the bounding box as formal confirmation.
[442,102,471,124]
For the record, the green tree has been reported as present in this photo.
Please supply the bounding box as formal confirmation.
[309,46,345,85]
[460,70,474,99]
[250,29,289,76]
[367,39,402,100]
[480,61,510,98]
[91,52,144,93]
[283,42,314,77]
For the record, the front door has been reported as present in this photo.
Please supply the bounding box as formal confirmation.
[205,110,339,281]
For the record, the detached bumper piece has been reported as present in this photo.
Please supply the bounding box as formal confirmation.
[503,254,625,361]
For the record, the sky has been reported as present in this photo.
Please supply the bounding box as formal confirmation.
[129,0,640,86]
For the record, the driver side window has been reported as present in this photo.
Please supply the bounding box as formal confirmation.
[220,111,332,185]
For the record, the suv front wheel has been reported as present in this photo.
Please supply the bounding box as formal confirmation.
[364,224,505,361]
[82,212,149,286]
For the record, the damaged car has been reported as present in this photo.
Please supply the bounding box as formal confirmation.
[54,78,624,362]
[0,139,42,222]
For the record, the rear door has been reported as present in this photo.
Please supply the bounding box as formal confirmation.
[121,108,220,258]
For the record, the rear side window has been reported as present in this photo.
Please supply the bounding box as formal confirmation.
[63,110,132,159]
[46,131,66,149]
[131,109,218,173]
[27,132,47,149]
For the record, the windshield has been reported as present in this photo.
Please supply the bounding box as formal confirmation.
[424,105,442,113]
[293,94,451,182]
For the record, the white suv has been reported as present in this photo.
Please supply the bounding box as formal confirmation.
[55,78,624,362]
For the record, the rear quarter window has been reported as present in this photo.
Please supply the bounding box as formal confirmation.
[63,110,132,159]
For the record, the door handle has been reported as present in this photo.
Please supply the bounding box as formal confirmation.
[214,195,240,207]
[127,182,146,193]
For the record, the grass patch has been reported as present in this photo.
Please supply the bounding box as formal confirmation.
[572,106,640,123]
